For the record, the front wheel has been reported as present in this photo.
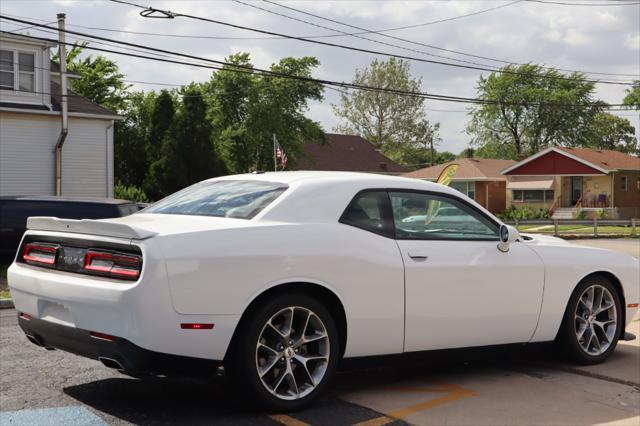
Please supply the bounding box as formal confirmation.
[227,294,339,411]
[557,277,622,365]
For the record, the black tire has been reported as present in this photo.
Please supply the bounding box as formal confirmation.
[226,293,340,412]
[557,276,622,365]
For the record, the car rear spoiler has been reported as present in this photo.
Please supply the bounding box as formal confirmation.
[26,217,157,240]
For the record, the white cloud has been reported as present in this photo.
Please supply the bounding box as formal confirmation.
[2,0,638,152]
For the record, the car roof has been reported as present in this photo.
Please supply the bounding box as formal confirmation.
[0,195,133,205]
[211,170,439,187]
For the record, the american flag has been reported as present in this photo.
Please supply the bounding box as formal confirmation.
[275,140,288,169]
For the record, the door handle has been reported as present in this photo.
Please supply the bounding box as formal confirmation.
[408,252,428,261]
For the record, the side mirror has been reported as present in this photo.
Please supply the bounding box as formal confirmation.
[498,224,519,253]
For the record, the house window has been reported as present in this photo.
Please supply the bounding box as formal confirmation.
[621,176,628,192]
[513,190,554,203]
[0,49,35,92]
[0,50,13,90]
[18,52,35,92]
[450,181,476,200]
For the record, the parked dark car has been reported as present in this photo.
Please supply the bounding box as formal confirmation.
[0,196,140,261]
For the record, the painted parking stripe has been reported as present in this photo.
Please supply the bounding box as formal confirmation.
[270,414,311,426]
[270,398,407,426]
[355,382,477,426]
[0,406,106,425]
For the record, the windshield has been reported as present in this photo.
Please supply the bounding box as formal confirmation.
[144,180,288,219]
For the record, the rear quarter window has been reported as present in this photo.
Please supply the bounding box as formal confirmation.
[145,180,288,219]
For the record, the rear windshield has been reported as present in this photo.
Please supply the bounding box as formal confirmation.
[144,180,288,219]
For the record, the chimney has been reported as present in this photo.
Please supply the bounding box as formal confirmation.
[54,13,68,196]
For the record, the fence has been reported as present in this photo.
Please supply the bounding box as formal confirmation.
[503,218,638,238]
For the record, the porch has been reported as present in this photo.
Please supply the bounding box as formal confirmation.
[506,175,617,219]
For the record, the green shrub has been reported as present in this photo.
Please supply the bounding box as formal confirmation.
[536,208,551,219]
[575,209,587,220]
[498,205,540,221]
[597,209,607,219]
[115,183,149,203]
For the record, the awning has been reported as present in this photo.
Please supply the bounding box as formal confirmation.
[507,176,555,190]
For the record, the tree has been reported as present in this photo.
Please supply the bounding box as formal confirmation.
[53,42,129,113]
[146,85,226,199]
[467,64,604,159]
[206,53,326,173]
[332,58,439,165]
[623,81,640,110]
[583,113,638,154]
[114,91,156,188]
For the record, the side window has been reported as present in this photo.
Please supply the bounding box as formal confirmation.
[389,191,499,241]
[340,191,393,237]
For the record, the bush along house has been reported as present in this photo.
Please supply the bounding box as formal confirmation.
[502,147,640,219]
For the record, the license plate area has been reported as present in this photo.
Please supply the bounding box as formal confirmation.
[38,299,74,327]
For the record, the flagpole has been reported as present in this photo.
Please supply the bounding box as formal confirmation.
[273,133,277,172]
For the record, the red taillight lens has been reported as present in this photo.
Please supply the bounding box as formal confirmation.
[90,331,117,341]
[23,243,59,266]
[84,250,141,280]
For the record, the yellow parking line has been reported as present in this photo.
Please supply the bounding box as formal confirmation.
[269,414,311,426]
[354,382,477,426]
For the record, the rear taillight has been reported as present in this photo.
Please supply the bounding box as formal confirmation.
[23,242,59,266]
[84,250,142,280]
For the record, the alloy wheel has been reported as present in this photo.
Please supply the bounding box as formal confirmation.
[575,284,617,356]
[255,306,330,400]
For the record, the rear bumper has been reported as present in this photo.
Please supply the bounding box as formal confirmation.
[18,315,221,377]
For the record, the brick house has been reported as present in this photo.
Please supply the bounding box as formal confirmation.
[403,158,516,214]
[502,147,640,219]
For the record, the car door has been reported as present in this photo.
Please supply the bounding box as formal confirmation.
[389,190,545,353]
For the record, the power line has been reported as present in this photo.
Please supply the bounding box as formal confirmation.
[5,10,636,79]
[4,27,633,111]
[0,27,499,105]
[524,0,640,6]
[259,0,637,79]
[0,7,529,41]
[232,0,516,72]
[106,0,635,86]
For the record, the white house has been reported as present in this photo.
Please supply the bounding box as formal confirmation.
[0,31,120,198]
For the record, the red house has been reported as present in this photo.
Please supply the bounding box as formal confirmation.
[502,147,640,219]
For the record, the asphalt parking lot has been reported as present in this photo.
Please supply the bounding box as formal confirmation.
[1,239,639,425]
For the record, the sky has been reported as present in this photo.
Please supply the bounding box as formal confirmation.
[1,0,638,155]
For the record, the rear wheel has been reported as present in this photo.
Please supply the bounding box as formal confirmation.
[227,294,339,411]
[557,277,622,365]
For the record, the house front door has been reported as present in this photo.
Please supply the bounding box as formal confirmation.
[571,176,583,205]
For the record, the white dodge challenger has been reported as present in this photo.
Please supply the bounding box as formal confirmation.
[8,172,639,410]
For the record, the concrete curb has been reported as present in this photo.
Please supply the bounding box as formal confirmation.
[0,298,14,309]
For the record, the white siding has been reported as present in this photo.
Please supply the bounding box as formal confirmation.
[61,118,112,197]
[0,113,58,195]
[0,112,114,197]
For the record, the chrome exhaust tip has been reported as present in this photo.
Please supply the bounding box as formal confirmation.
[25,334,43,347]
[99,357,124,370]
